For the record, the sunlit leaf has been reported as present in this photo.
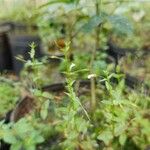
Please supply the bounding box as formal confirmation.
[114,122,126,136]
[97,130,113,145]
[40,100,50,120]
[119,133,127,146]
[105,81,112,91]
[3,131,17,144]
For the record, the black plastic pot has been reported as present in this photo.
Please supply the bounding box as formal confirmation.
[0,31,13,72]
[0,22,13,31]
[42,80,91,93]
[107,40,137,66]
[0,21,38,34]
[9,35,42,74]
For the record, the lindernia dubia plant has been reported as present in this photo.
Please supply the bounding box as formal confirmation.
[56,42,97,149]
[61,42,90,120]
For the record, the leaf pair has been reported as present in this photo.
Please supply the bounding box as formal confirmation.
[81,14,133,35]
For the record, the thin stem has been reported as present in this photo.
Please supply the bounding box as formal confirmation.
[90,0,101,112]
[90,77,96,111]
[95,0,100,51]
[66,14,75,59]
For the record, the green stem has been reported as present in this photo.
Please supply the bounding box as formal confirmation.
[95,0,100,51]
[90,0,101,112]
[90,77,96,111]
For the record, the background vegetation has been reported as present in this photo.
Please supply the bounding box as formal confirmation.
[0,0,149,150]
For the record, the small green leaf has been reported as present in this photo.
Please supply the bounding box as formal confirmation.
[3,131,17,144]
[29,42,36,59]
[40,100,50,120]
[69,63,76,71]
[108,15,133,35]
[104,112,113,121]
[119,133,127,146]
[82,15,104,33]
[35,135,44,143]
[97,130,113,145]
[26,145,35,150]
[101,100,112,105]
[114,122,126,136]
[11,143,22,150]
[105,81,112,91]
[42,92,53,99]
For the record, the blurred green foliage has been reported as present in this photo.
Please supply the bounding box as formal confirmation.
[0,0,149,150]
[0,82,19,117]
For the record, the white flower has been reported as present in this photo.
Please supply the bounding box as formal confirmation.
[88,74,97,79]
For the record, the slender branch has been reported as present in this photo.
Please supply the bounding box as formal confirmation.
[95,0,100,50]
[90,0,101,112]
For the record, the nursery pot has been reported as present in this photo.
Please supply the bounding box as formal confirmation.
[9,35,42,74]
[0,21,37,34]
[0,30,13,72]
